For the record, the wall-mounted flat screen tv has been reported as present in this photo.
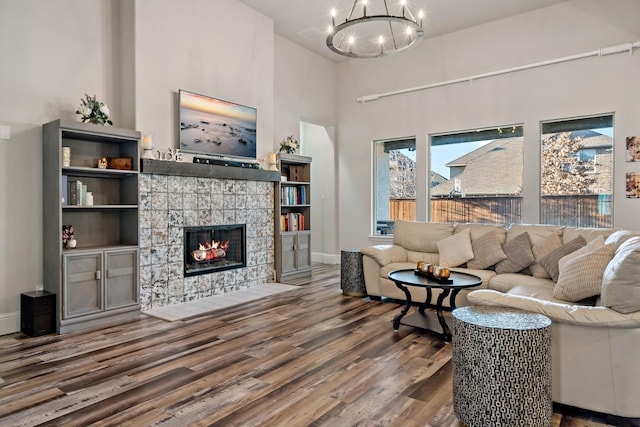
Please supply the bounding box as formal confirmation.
[179,89,257,159]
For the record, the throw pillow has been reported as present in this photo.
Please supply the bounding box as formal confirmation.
[436,228,474,267]
[467,231,507,269]
[553,243,616,302]
[539,236,586,282]
[558,235,605,272]
[601,236,640,313]
[494,232,535,274]
[529,233,563,279]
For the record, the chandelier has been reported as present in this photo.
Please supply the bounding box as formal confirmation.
[327,0,424,59]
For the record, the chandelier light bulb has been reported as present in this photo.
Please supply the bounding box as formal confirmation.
[378,35,384,44]
[328,25,334,34]
[348,35,355,45]
[331,8,336,27]
[419,9,424,27]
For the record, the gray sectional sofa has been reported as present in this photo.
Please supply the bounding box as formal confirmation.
[361,220,640,420]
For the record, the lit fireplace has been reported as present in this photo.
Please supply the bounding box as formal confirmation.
[183,224,246,277]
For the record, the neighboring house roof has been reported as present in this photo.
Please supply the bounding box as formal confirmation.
[432,138,523,197]
[430,171,447,187]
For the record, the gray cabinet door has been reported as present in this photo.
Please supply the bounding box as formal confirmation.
[281,234,297,274]
[63,252,103,319]
[296,231,311,270]
[105,248,138,310]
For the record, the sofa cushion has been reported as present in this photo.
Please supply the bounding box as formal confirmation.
[455,223,507,244]
[437,228,474,267]
[506,224,564,246]
[361,244,407,266]
[380,262,420,279]
[406,250,440,265]
[539,236,586,282]
[488,272,554,293]
[393,220,454,253]
[562,226,616,245]
[601,236,640,313]
[604,229,640,249]
[495,232,535,274]
[530,233,563,279]
[467,231,507,269]
[451,267,496,288]
[468,289,640,327]
[553,243,616,302]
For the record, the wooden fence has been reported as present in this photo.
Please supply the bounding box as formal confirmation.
[388,195,612,227]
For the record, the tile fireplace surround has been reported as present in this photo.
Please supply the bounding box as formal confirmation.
[139,159,280,310]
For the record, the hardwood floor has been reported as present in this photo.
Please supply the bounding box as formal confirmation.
[0,264,622,426]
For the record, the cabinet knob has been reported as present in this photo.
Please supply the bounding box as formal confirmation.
[96,270,101,280]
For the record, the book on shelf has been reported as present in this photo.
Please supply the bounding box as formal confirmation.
[67,180,82,205]
[81,184,87,206]
[61,175,67,205]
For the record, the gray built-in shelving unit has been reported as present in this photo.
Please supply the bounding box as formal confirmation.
[43,119,141,333]
[275,153,312,282]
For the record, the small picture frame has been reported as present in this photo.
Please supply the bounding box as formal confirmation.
[626,136,640,162]
[626,172,640,198]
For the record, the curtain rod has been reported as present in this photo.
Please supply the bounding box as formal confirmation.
[356,41,640,103]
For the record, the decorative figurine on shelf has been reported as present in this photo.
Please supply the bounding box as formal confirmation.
[279,135,299,154]
[75,93,113,126]
[141,133,156,159]
[156,148,183,161]
[98,157,108,169]
[63,225,76,249]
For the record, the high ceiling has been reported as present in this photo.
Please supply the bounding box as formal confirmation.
[237,0,569,62]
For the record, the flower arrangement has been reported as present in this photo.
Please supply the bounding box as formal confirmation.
[75,94,113,125]
[62,225,75,248]
[279,135,299,154]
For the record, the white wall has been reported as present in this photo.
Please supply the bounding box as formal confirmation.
[273,35,337,149]
[336,0,640,250]
[134,0,275,160]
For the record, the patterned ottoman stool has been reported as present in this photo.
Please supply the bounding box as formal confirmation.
[340,249,367,297]
[452,306,552,427]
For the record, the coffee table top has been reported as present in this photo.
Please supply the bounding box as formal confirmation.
[388,269,482,290]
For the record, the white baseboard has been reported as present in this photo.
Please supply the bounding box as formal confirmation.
[311,252,340,264]
[0,311,20,335]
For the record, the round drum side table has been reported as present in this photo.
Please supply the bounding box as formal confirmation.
[452,305,552,427]
[340,249,367,297]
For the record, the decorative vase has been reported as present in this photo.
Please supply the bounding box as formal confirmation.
[66,239,77,249]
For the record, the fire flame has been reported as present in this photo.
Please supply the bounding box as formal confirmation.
[192,240,230,262]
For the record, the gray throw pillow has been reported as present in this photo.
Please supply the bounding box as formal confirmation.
[539,236,586,282]
[495,232,534,274]
[467,231,507,269]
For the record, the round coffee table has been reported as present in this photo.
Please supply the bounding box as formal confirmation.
[387,269,481,341]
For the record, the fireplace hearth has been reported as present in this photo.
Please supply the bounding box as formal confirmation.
[184,224,246,277]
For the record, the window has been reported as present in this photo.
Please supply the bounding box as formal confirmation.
[429,125,524,224]
[373,138,416,235]
[540,115,613,227]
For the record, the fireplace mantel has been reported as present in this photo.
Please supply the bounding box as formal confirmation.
[141,158,280,182]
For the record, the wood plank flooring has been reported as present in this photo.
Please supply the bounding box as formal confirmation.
[0,264,624,426]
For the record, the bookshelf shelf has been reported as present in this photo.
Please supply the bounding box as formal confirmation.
[275,153,312,282]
